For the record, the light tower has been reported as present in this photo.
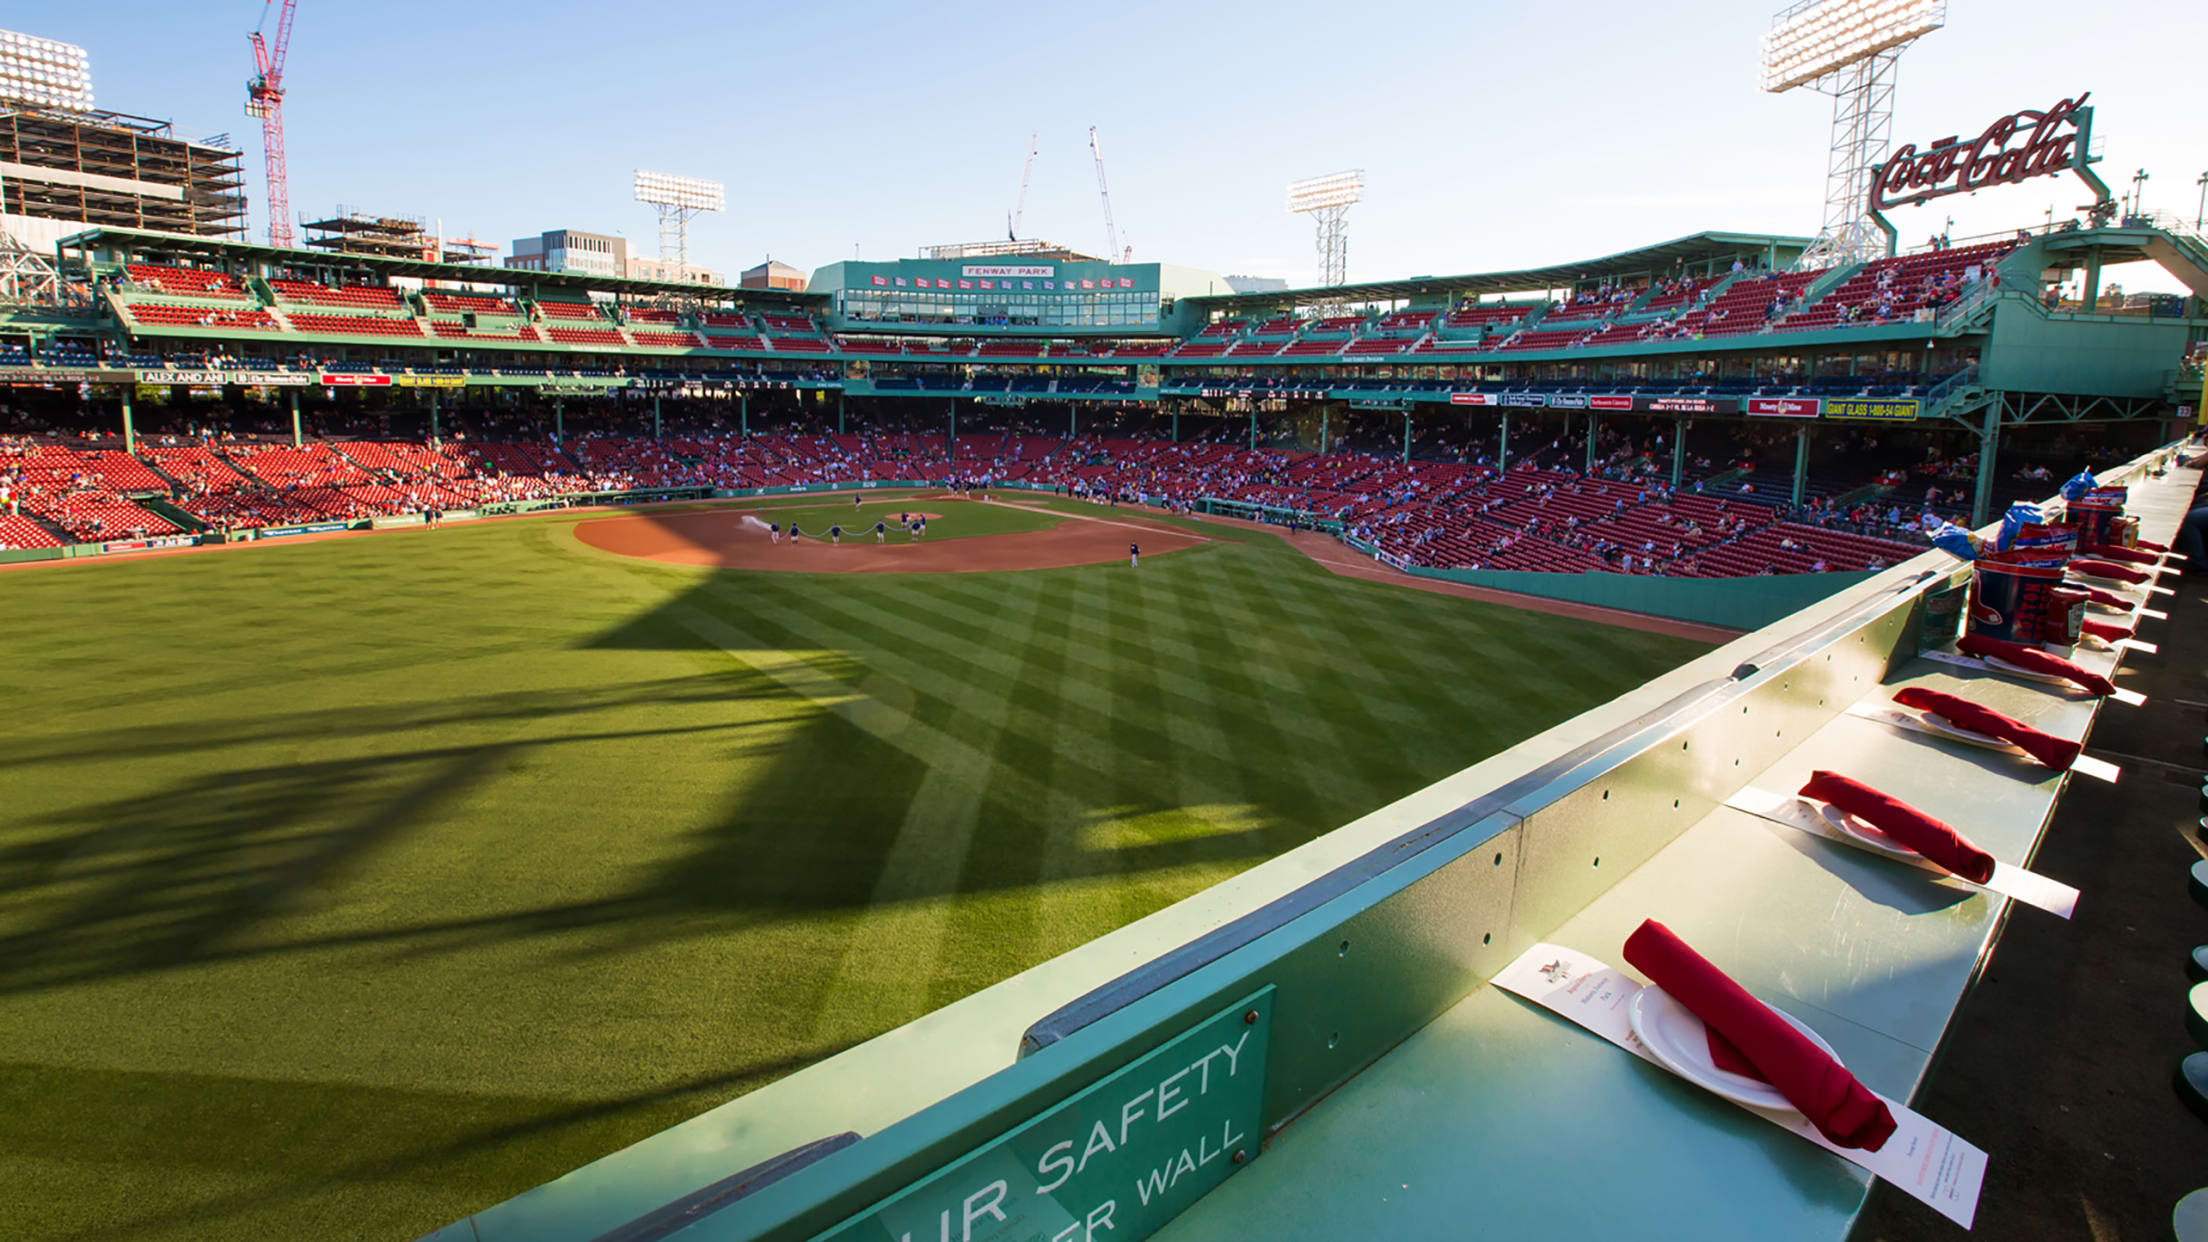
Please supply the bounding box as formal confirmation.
[1761,0,1946,269]
[632,170,724,284]
[1287,170,1364,305]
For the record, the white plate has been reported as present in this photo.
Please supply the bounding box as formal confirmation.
[1916,709,2013,749]
[1627,984,1840,1113]
[2068,572,2139,589]
[1813,800,1922,862]
[2085,600,2132,616]
[1980,654,2079,686]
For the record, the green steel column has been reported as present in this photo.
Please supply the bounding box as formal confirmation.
[1403,410,1412,462]
[2082,251,2103,312]
[554,399,564,440]
[1249,408,1258,451]
[652,393,661,442]
[1499,412,1509,471]
[1585,412,1598,474]
[740,394,750,437]
[1971,399,2002,527]
[1791,423,1809,508]
[1172,408,1179,443]
[837,392,846,435]
[948,399,956,448]
[121,386,135,454]
[1670,419,1685,489]
[1069,405,1076,438]
[1319,405,1329,455]
[290,390,301,448]
[429,390,440,443]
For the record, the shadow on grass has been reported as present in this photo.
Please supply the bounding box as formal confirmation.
[0,659,1289,999]
[9,1042,856,1242]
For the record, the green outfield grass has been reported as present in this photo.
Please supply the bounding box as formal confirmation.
[0,500,1706,1241]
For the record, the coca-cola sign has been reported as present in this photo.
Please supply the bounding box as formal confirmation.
[1872,93,2090,211]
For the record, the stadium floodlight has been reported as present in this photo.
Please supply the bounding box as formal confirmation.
[1760,0,1945,269]
[1287,170,1364,307]
[633,169,725,286]
[1286,171,1365,214]
[633,170,726,213]
[0,29,93,111]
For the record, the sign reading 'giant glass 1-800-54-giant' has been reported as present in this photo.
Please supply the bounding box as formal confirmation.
[815,992,1272,1242]
[1871,93,2090,211]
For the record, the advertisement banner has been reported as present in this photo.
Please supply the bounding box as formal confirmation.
[96,534,198,554]
[394,375,467,388]
[139,369,308,387]
[1548,395,1590,409]
[1448,392,1494,406]
[6,368,91,384]
[1589,395,1637,411]
[258,521,351,538]
[370,513,426,529]
[1827,396,1922,422]
[1746,397,1821,419]
[1499,393,1549,408]
[318,373,392,387]
[1645,396,1734,414]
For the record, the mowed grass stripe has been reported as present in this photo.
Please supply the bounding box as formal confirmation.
[805,574,1058,1048]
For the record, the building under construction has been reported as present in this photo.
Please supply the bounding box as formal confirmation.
[0,105,246,249]
[300,208,496,264]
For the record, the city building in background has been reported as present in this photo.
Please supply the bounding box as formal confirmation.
[508,228,628,277]
[738,259,805,291]
[508,228,720,284]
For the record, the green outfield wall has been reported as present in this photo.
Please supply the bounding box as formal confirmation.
[1399,564,1879,631]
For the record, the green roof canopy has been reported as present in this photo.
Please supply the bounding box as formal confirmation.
[56,226,831,308]
[1183,231,1813,309]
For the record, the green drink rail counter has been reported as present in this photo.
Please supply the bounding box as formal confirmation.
[422,442,2196,1242]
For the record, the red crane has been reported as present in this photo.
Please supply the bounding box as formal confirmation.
[245,0,298,249]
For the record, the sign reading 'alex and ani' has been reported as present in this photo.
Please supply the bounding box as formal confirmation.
[1872,93,2090,211]
[815,993,1271,1242]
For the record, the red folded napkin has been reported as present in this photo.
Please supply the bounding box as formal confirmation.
[2079,543,2158,566]
[1799,770,1995,883]
[2069,557,2147,584]
[1892,685,2083,769]
[2136,538,2169,554]
[1955,633,2117,696]
[2077,585,2133,610]
[1623,920,1896,1151]
[2081,619,2133,643]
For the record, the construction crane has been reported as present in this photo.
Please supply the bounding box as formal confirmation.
[1008,134,1038,240]
[1088,125,1130,261]
[245,0,298,249]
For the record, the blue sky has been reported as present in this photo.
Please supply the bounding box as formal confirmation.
[33,0,2208,292]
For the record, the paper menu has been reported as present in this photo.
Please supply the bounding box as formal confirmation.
[1491,943,1988,1228]
[1724,787,2078,918]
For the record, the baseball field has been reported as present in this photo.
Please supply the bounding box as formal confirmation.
[0,492,1706,1241]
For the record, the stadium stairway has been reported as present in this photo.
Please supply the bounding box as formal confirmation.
[141,497,210,532]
